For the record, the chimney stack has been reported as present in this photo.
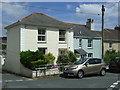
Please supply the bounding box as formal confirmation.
[86,18,94,30]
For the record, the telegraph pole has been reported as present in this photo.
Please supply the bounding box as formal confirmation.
[102,5,105,59]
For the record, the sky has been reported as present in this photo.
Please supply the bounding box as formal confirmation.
[0,1,119,37]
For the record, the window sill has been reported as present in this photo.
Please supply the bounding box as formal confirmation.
[109,47,113,50]
[87,47,93,49]
[37,41,47,43]
[59,41,66,44]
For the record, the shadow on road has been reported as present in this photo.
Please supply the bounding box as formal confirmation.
[59,73,103,79]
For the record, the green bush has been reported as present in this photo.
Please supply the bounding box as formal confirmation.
[20,50,46,70]
[44,53,55,64]
[104,50,120,65]
[57,50,77,64]
[31,59,46,70]
[57,55,69,64]
[67,50,77,63]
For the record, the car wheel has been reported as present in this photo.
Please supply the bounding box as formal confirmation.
[77,70,84,79]
[100,69,106,76]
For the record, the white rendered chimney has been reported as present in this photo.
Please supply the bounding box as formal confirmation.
[86,18,94,30]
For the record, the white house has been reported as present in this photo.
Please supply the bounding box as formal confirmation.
[3,12,73,76]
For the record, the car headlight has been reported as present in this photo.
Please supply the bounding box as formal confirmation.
[70,66,78,70]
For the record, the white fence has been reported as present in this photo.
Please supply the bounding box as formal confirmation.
[32,64,66,77]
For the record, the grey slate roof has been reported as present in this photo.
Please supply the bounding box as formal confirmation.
[64,22,101,38]
[92,29,120,41]
[5,12,71,29]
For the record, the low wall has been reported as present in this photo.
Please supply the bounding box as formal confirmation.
[20,64,33,78]
[20,64,61,78]
[32,68,61,77]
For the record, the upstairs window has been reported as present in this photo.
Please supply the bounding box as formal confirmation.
[38,28,46,41]
[79,39,82,48]
[88,39,93,48]
[59,30,66,41]
[109,42,112,48]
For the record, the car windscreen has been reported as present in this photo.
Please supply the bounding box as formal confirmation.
[74,58,87,65]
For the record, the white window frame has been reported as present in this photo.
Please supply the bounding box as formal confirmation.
[88,53,93,58]
[59,30,66,42]
[79,39,82,48]
[109,42,112,49]
[38,28,46,42]
[88,39,93,48]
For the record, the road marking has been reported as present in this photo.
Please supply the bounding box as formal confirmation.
[108,80,119,89]
[3,78,34,82]
[16,80,24,81]
[117,81,120,83]
[110,85,115,88]
[113,82,118,85]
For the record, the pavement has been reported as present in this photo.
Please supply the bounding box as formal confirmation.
[1,71,120,89]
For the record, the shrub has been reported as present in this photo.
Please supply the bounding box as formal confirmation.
[67,50,77,63]
[104,50,120,65]
[44,53,55,64]
[31,59,46,69]
[57,50,77,64]
[57,55,69,64]
[20,50,46,70]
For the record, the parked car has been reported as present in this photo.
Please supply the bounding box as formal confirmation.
[109,57,120,73]
[63,58,106,78]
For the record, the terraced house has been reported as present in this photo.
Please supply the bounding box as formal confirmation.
[93,26,120,54]
[65,19,102,59]
[3,12,73,75]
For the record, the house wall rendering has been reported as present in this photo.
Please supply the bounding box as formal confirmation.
[3,24,73,75]
[104,42,120,54]
[74,37,102,58]
[3,25,21,74]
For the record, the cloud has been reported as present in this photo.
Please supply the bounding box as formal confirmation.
[2,2,29,18]
[75,3,118,30]
[66,4,72,9]
[75,3,118,17]
[0,2,29,36]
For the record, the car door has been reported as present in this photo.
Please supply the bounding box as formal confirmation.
[83,59,100,74]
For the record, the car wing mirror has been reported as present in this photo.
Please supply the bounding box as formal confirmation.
[84,63,88,67]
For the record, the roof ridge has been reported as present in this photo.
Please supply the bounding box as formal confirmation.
[18,12,66,25]
[64,22,86,26]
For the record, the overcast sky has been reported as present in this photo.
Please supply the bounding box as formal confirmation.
[0,1,119,37]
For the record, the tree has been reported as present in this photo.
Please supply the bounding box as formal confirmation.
[44,53,55,64]
[104,50,120,65]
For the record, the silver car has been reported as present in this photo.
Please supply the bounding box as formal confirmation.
[63,58,106,78]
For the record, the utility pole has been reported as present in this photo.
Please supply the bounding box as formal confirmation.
[101,5,105,59]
